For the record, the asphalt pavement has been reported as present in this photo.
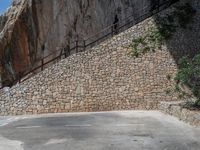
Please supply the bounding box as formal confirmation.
[0,111,200,150]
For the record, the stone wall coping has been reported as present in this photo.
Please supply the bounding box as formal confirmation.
[160,101,200,127]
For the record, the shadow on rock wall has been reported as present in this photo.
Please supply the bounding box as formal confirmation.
[152,0,200,104]
[153,0,200,66]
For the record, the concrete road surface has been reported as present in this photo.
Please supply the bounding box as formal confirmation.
[0,111,200,150]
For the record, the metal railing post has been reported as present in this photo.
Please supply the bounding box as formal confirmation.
[111,25,114,37]
[41,58,44,71]
[83,40,86,51]
[68,44,71,57]
[18,73,21,83]
[76,40,78,53]
[60,49,63,60]
[68,40,71,57]
[64,47,67,58]
[64,44,70,58]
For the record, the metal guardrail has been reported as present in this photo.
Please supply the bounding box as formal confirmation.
[0,0,179,89]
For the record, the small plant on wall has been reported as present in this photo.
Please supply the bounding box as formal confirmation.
[166,74,172,81]
[128,3,196,58]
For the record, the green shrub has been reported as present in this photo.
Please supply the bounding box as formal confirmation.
[175,54,200,108]
[155,15,177,40]
[129,36,151,57]
[174,3,196,28]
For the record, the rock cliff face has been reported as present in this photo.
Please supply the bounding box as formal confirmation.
[0,0,158,86]
[0,15,7,32]
[0,0,199,115]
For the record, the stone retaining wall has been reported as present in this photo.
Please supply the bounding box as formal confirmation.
[159,101,200,127]
[0,0,199,115]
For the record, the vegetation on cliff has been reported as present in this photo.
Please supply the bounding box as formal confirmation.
[175,54,200,109]
[129,3,196,58]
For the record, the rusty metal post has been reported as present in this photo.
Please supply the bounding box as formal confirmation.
[76,40,79,53]
[18,72,21,83]
[111,25,114,37]
[83,40,86,52]
[41,58,44,71]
